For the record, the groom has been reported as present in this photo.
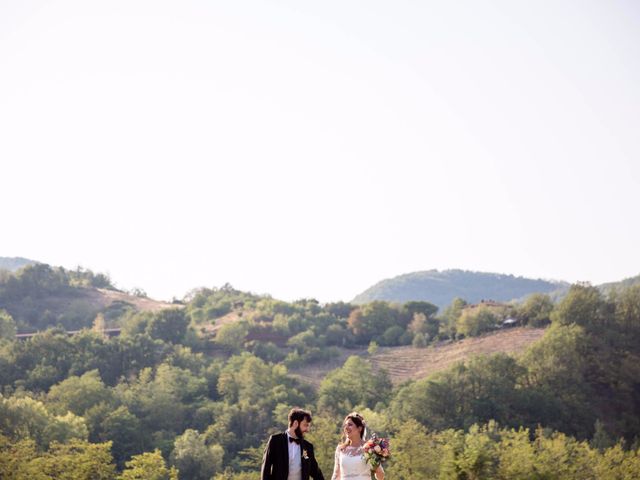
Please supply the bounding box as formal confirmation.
[261,407,325,480]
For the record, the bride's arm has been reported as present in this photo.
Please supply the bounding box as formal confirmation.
[330,446,340,480]
[374,464,384,480]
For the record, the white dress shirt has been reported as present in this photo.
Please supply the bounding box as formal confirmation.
[286,431,302,480]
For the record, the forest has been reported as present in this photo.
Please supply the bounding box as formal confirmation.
[1,264,639,479]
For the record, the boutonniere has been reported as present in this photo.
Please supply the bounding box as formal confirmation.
[302,449,309,460]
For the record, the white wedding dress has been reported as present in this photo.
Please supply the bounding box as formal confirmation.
[331,445,371,480]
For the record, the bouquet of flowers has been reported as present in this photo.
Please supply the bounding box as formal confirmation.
[363,433,390,472]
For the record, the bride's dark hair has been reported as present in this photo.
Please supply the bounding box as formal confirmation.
[339,412,366,450]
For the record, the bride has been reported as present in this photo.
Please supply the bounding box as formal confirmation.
[331,412,384,480]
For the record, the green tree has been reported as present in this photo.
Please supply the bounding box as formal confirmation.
[388,354,527,431]
[28,440,116,480]
[304,412,341,475]
[454,423,498,479]
[0,434,40,480]
[517,293,554,327]
[347,301,403,344]
[116,363,208,441]
[379,325,405,346]
[408,311,439,341]
[0,309,16,340]
[99,405,143,468]
[552,283,608,332]
[324,324,353,347]
[403,301,438,319]
[323,301,355,319]
[171,429,224,480]
[318,356,391,414]
[594,443,640,480]
[495,427,537,479]
[613,284,640,345]
[46,369,114,416]
[147,309,189,344]
[412,332,427,348]
[439,297,467,338]
[120,450,178,480]
[215,321,249,352]
[0,395,88,448]
[287,329,319,352]
[521,323,594,437]
[12,329,75,391]
[456,306,499,337]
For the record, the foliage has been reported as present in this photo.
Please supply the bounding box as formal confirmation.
[347,301,409,344]
[28,440,116,480]
[317,356,392,414]
[304,412,341,475]
[215,321,250,352]
[408,311,439,341]
[119,450,178,480]
[46,369,114,416]
[0,394,88,448]
[0,309,16,340]
[97,405,144,468]
[388,419,442,478]
[456,305,500,337]
[0,263,118,332]
[403,300,439,319]
[516,293,554,327]
[0,435,115,480]
[387,421,640,480]
[115,362,208,443]
[551,283,609,332]
[412,332,427,348]
[146,309,190,344]
[439,297,467,338]
[0,280,639,477]
[388,354,528,431]
[0,328,171,391]
[171,429,224,480]
[185,284,265,324]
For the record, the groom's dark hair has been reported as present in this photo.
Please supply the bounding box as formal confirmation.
[288,408,312,426]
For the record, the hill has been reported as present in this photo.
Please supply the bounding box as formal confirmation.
[597,273,640,295]
[3,286,179,333]
[0,263,178,332]
[0,256,37,272]
[289,326,547,388]
[352,269,567,308]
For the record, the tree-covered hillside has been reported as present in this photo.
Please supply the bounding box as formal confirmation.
[598,273,640,295]
[0,263,175,333]
[0,256,36,272]
[352,269,567,307]
[2,271,640,478]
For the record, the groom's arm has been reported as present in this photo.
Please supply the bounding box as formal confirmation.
[261,435,275,480]
[308,444,324,480]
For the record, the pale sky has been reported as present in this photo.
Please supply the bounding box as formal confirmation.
[1,0,639,302]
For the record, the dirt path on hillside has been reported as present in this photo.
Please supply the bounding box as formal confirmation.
[95,288,180,312]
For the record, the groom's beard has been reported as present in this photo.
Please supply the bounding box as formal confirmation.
[295,426,304,439]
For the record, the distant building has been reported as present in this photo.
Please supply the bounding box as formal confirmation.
[501,317,519,328]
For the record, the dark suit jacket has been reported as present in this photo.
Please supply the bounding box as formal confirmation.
[261,432,324,480]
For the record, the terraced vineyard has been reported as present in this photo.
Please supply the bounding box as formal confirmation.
[369,326,547,384]
[290,327,547,389]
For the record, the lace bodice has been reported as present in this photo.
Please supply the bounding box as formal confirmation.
[331,445,371,480]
